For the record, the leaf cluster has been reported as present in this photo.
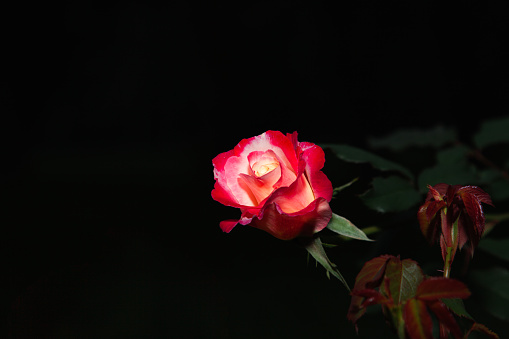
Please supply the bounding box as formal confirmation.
[317,118,509,337]
[347,255,496,339]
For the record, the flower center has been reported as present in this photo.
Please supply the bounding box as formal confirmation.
[252,160,279,177]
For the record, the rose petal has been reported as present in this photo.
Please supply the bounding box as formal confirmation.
[211,181,242,208]
[268,174,316,213]
[250,197,332,240]
[220,220,238,233]
[298,142,333,201]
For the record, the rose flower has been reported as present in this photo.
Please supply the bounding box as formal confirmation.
[212,131,333,240]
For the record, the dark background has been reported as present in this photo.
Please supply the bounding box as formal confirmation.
[3,1,509,338]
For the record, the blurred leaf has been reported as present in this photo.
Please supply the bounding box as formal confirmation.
[383,258,424,304]
[469,267,509,321]
[302,237,350,291]
[418,146,478,192]
[326,213,373,241]
[485,178,509,202]
[441,298,473,320]
[403,298,433,339]
[474,116,509,149]
[478,237,509,262]
[323,144,413,179]
[360,176,421,213]
[415,277,470,300]
[368,125,457,151]
[436,145,471,164]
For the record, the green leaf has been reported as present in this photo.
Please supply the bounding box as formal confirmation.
[383,258,424,304]
[469,267,509,321]
[478,237,509,262]
[322,144,413,179]
[474,116,509,148]
[302,237,350,291]
[326,213,373,241]
[367,125,457,151]
[417,146,478,192]
[441,298,473,320]
[360,176,421,213]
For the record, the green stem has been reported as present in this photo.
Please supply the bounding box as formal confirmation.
[443,246,453,278]
[443,215,459,278]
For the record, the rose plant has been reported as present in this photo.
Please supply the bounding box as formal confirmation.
[212,124,509,338]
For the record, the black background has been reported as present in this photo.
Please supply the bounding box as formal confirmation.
[3,1,509,338]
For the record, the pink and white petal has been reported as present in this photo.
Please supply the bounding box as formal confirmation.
[247,150,282,185]
[275,156,298,189]
[234,132,277,159]
[212,149,236,175]
[211,181,242,208]
[221,132,290,207]
[250,197,332,240]
[238,173,278,206]
[223,155,256,206]
[266,130,299,173]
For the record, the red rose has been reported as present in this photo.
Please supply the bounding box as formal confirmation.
[212,130,333,240]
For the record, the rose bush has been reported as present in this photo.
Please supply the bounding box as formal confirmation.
[211,130,333,240]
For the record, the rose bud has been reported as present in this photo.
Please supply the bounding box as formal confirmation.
[211,131,333,240]
[417,183,494,262]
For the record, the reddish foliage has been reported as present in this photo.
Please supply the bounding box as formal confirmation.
[348,255,474,339]
[417,184,493,260]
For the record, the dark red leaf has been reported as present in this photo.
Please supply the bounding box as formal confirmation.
[418,201,446,244]
[351,289,390,308]
[440,235,448,263]
[446,185,461,206]
[439,323,449,339]
[459,191,485,235]
[415,277,470,301]
[458,213,478,257]
[458,186,494,206]
[426,300,462,339]
[347,255,392,324]
[427,183,448,201]
[404,298,433,339]
[354,255,393,290]
[465,323,500,339]
[441,208,455,248]
[426,200,446,221]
